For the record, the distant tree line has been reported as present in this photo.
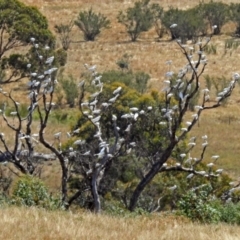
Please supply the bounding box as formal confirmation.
[55,0,240,47]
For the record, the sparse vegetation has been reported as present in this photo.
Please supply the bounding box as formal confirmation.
[55,20,74,50]
[60,75,78,108]
[1,0,240,238]
[75,8,110,41]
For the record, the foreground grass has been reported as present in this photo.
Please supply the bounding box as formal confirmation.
[0,206,240,240]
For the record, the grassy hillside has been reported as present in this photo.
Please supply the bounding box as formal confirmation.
[0,206,240,240]
[1,1,240,239]
[13,0,240,177]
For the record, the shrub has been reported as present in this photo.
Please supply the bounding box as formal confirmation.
[151,3,165,38]
[55,20,74,51]
[55,48,68,67]
[116,54,132,71]
[178,185,221,223]
[224,39,240,56]
[75,8,110,41]
[203,43,217,55]
[218,202,240,224]
[60,75,78,107]
[101,70,150,93]
[12,175,61,210]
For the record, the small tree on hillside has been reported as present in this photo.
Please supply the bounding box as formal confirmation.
[55,20,74,51]
[229,3,240,37]
[0,0,55,84]
[197,1,230,35]
[151,3,165,38]
[75,8,110,41]
[117,0,156,42]
[127,31,238,211]
[162,7,207,42]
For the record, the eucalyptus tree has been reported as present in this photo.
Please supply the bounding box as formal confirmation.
[162,7,207,43]
[68,33,237,212]
[196,1,230,35]
[117,0,156,42]
[127,30,238,211]
[0,0,54,84]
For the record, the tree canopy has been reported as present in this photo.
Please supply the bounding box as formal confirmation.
[0,0,55,84]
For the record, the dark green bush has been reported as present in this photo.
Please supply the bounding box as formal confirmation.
[101,70,150,93]
[60,75,78,107]
[218,202,240,224]
[197,1,229,35]
[230,3,240,36]
[162,7,207,43]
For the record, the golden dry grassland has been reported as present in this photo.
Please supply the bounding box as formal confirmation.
[0,206,240,240]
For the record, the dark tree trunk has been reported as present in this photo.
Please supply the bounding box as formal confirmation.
[128,144,175,211]
[91,168,101,213]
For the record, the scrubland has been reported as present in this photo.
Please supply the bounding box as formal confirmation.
[1,1,240,239]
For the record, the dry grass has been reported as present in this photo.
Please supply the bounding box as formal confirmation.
[0,206,240,240]
[19,0,240,82]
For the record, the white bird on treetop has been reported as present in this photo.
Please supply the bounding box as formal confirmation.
[88,65,97,72]
[125,124,132,132]
[83,151,91,156]
[202,135,208,140]
[54,132,61,139]
[170,23,177,28]
[216,169,223,174]
[188,142,196,147]
[74,139,85,145]
[186,173,194,179]
[130,107,138,112]
[73,128,80,134]
[211,155,219,160]
[108,94,119,103]
[180,153,186,158]
[92,116,101,124]
[169,185,177,191]
[45,56,54,65]
[207,162,214,168]
[113,86,122,95]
